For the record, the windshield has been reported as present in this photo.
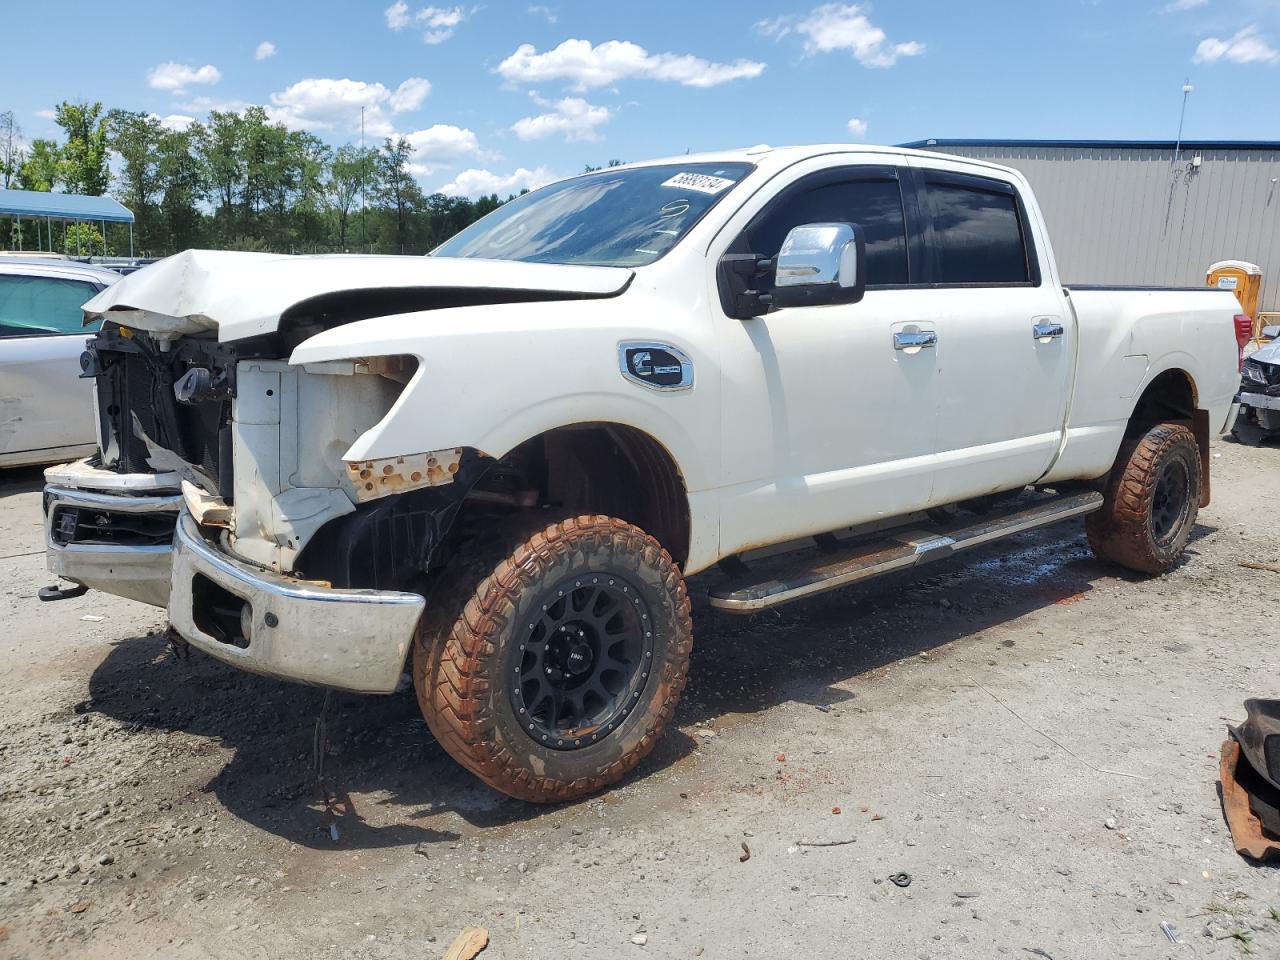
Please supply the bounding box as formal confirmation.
[433,162,754,268]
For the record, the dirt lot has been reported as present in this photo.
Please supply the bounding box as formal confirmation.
[1,438,1278,960]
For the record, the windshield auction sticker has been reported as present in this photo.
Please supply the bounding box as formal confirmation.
[660,172,736,195]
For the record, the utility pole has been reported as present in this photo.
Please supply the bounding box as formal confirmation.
[360,106,367,253]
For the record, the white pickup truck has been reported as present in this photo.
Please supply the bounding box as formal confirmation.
[42,144,1242,802]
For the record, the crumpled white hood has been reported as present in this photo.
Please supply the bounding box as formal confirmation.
[82,249,634,342]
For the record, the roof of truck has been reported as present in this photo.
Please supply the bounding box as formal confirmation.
[609,143,1020,177]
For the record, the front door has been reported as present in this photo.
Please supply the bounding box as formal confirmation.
[714,164,939,556]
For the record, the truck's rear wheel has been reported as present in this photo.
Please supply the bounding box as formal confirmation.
[1085,422,1201,574]
[414,515,693,803]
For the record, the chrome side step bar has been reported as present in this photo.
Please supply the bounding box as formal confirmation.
[708,490,1103,614]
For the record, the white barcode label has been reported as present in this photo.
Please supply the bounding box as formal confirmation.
[660,172,736,195]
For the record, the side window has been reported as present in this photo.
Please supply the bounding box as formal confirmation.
[0,275,98,338]
[920,178,1031,284]
[743,176,909,287]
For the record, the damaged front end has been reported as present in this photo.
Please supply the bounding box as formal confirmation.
[46,319,484,692]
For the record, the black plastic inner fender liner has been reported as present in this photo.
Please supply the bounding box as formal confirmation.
[295,449,492,591]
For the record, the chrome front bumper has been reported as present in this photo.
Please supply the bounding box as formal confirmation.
[44,477,182,607]
[1239,390,1280,412]
[168,510,425,694]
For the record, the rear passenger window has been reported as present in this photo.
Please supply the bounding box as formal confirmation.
[0,275,97,337]
[743,177,909,287]
[922,179,1030,284]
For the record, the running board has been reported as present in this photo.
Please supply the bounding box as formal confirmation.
[708,491,1103,614]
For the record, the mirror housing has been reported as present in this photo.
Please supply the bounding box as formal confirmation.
[770,222,865,309]
[1262,324,1280,341]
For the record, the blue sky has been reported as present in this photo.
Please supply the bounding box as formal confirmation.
[4,0,1279,196]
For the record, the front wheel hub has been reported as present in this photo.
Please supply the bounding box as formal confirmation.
[510,574,655,751]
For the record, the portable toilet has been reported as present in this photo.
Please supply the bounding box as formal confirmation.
[1207,260,1263,331]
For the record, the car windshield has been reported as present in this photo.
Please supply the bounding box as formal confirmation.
[433,162,754,268]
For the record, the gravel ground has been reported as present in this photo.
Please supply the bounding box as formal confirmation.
[1,437,1278,960]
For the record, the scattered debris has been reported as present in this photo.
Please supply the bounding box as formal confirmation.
[954,891,980,899]
[1219,739,1280,861]
[328,824,339,842]
[414,842,431,857]
[79,615,104,623]
[1023,949,1054,960]
[630,933,648,946]
[888,873,912,888]
[1239,560,1280,575]
[775,754,786,763]
[796,837,857,848]
[1160,921,1180,944]
[442,926,488,960]
[1104,818,1118,831]
[739,842,751,863]
[815,704,833,713]
[68,901,90,914]
[831,807,841,815]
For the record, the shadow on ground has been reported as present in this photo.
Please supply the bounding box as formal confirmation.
[84,517,1215,852]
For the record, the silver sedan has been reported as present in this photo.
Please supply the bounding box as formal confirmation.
[0,257,120,468]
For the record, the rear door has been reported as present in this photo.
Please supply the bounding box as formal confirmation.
[0,271,102,462]
[903,160,1073,505]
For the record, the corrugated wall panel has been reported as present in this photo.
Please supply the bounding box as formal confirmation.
[929,145,1280,312]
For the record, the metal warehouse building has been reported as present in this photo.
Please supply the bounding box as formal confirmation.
[905,139,1280,314]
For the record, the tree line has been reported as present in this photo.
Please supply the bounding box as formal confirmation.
[0,103,510,257]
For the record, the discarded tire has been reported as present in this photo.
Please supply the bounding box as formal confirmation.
[414,515,693,803]
[1086,422,1201,574]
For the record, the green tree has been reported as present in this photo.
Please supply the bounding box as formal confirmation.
[16,138,61,191]
[107,110,165,249]
[63,222,111,256]
[156,128,205,253]
[376,136,423,253]
[0,110,22,189]
[55,101,110,195]
[328,144,377,250]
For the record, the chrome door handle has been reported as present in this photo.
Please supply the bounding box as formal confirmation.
[893,330,937,350]
[1033,322,1064,339]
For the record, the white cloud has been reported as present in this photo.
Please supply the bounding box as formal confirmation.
[157,114,197,131]
[176,95,253,115]
[417,6,466,44]
[528,4,557,22]
[34,108,56,120]
[437,166,558,198]
[757,4,924,68]
[1194,25,1279,64]
[255,41,277,61]
[385,0,410,29]
[147,62,222,93]
[390,76,432,112]
[497,38,766,90]
[846,117,868,138]
[268,78,400,136]
[386,3,468,42]
[403,124,481,171]
[512,96,611,141]
[1163,0,1207,10]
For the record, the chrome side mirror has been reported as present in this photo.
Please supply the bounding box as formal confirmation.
[771,222,866,309]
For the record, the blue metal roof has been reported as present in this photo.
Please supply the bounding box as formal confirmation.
[0,189,134,223]
[901,138,1280,151]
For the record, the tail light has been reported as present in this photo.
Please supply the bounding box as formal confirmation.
[1234,313,1253,369]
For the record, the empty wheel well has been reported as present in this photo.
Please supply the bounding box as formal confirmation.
[451,424,691,568]
[1127,369,1198,435]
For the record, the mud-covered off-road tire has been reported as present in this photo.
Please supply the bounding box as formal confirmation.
[414,515,693,803]
[1086,422,1201,575]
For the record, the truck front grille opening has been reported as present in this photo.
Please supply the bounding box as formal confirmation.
[191,575,251,649]
[50,506,176,548]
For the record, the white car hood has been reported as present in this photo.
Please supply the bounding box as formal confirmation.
[1250,338,1280,366]
[82,249,634,342]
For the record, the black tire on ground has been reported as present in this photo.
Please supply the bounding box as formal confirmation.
[413,514,693,803]
[1085,422,1201,575]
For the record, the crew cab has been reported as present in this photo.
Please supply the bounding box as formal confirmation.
[42,144,1241,802]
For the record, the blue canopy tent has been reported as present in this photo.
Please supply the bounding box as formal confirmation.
[0,189,136,256]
